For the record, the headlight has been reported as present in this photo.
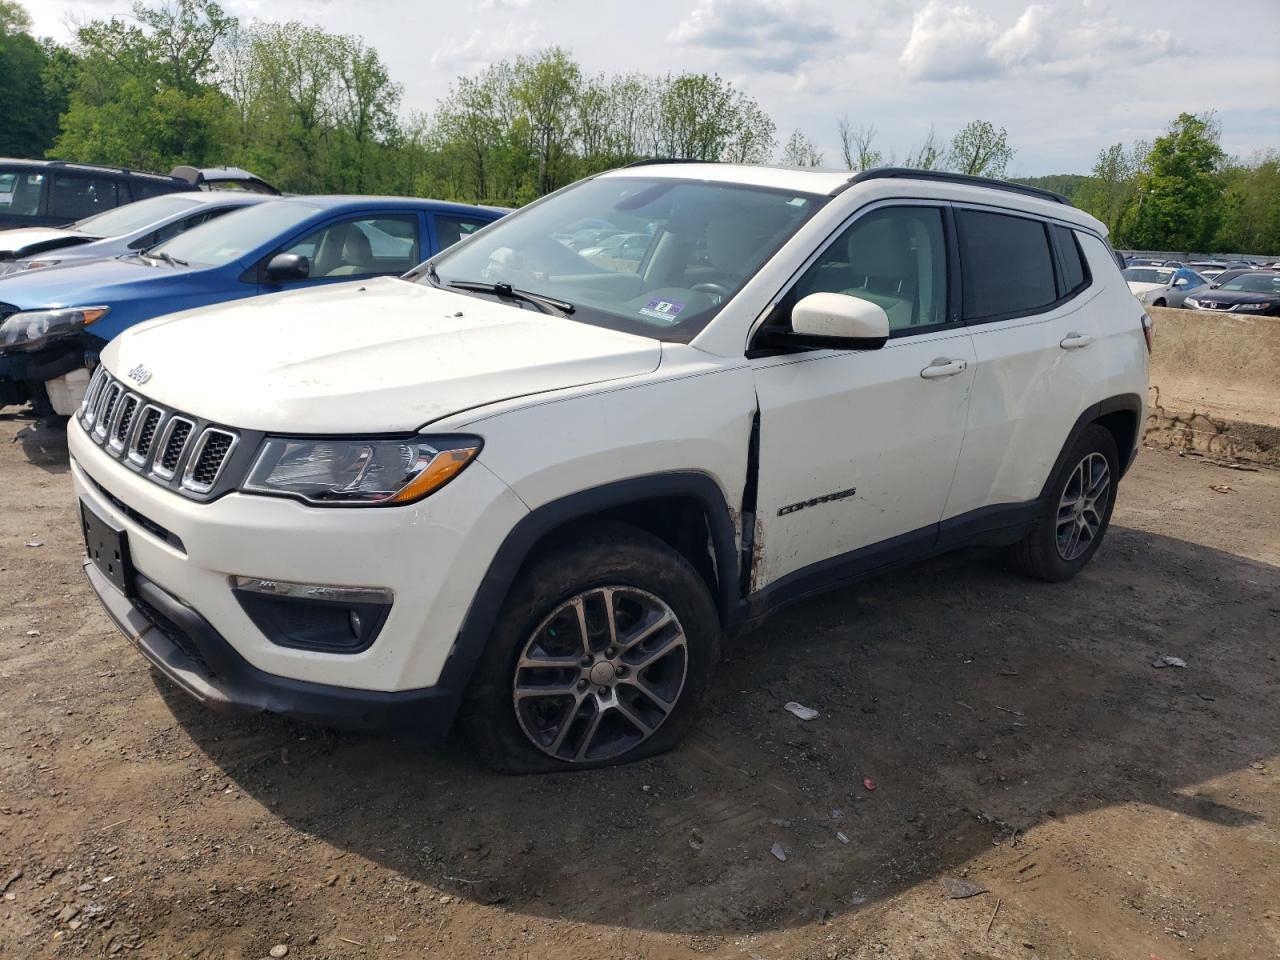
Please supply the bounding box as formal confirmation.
[1184,298,1200,308]
[243,436,482,506]
[0,305,109,352]
[1234,302,1272,312]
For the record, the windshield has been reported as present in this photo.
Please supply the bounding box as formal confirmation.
[1124,267,1174,284]
[71,194,199,238]
[1219,273,1280,294]
[425,176,825,342]
[149,199,319,267]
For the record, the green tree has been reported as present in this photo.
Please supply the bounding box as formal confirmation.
[1126,113,1225,251]
[54,0,238,170]
[947,120,1014,177]
[903,126,943,170]
[780,129,822,167]
[1213,151,1280,255]
[837,118,882,172]
[1075,142,1146,236]
[0,1,67,158]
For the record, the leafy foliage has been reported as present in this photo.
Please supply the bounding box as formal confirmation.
[2,1,1274,253]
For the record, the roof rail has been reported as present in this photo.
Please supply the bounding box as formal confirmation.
[621,157,719,168]
[838,167,1072,205]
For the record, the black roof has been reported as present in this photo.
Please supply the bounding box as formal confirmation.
[840,167,1072,205]
[0,157,189,184]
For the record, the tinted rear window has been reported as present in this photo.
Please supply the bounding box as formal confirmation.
[1052,225,1088,296]
[49,174,122,221]
[957,209,1057,320]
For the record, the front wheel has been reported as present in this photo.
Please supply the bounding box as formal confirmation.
[462,523,720,773]
[1009,424,1119,582]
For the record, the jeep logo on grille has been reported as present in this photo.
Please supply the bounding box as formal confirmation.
[127,364,152,385]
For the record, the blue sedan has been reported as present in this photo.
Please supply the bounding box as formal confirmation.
[0,196,505,418]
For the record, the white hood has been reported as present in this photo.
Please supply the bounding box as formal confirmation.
[0,226,82,257]
[1126,281,1166,296]
[103,277,662,432]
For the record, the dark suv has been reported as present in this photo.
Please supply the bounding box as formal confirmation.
[0,159,196,229]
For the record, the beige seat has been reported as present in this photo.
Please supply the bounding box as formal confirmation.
[314,224,375,277]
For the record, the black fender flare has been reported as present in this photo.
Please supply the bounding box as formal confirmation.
[433,471,741,723]
[1037,393,1145,503]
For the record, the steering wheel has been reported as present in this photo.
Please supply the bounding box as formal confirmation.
[692,282,731,304]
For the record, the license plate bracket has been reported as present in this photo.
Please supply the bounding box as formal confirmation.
[81,500,134,597]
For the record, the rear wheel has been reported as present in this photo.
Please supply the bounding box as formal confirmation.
[462,524,720,773]
[1009,424,1119,582]
[1152,298,1166,307]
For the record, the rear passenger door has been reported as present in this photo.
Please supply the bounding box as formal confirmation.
[941,209,1101,532]
[48,173,123,223]
[430,212,495,254]
[749,202,976,593]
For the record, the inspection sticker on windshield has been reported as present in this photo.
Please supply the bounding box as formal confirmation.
[640,298,686,324]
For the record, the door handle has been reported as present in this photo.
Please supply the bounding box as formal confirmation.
[920,358,968,379]
[1060,332,1092,349]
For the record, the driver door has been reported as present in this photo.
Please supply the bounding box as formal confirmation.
[748,203,975,595]
[259,213,422,290]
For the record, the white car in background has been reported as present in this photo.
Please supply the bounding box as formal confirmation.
[1123,265,1208,307]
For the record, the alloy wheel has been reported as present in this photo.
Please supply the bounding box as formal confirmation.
[513,586,688,763]
[1055,451,1111,561]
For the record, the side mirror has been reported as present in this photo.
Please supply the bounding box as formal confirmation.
[785,293,890,350]
[264,253,309,284]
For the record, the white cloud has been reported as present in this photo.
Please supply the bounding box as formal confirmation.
[669,0,838,72]
[900,1,1182,83]
[429,19,543,75]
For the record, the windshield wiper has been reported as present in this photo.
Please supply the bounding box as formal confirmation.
[446,280,575,316]
[145,250,189,268]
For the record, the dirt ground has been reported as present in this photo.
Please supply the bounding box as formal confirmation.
[1,410,1277,960]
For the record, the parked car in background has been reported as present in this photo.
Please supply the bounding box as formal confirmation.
[0,193,268,279]
[1185,271,1280,315]
[0,196,505,417]
[1207,266,1276,289]
[0,159,196,230]
[1123,265,1207,307]
[170,165,281,195]
[1188,260,1228,279]
[67,164,1149,771]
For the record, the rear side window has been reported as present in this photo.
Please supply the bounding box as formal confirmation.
[434,213,491,250]
[957,209,1057,321]
[49,175,121,221]
[131,180,183,200]
[0,169,46,216]
[1052,225,1088,296]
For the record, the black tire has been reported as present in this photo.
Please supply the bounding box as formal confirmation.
[461,522,721,773]
[1009,424,1120,582]
[1152,298,1166,307]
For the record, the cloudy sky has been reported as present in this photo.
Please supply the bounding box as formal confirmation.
[25,0,1280,175]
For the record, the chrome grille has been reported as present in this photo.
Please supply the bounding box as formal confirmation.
[182,429,238,493]
[128,406,163,465]
[81,366,108,423]
[153,417,194,480]
[76,369,241,499]
[109,394,140,451]
[94,382,123,439]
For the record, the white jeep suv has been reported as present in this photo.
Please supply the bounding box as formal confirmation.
[69,164,1150,772]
